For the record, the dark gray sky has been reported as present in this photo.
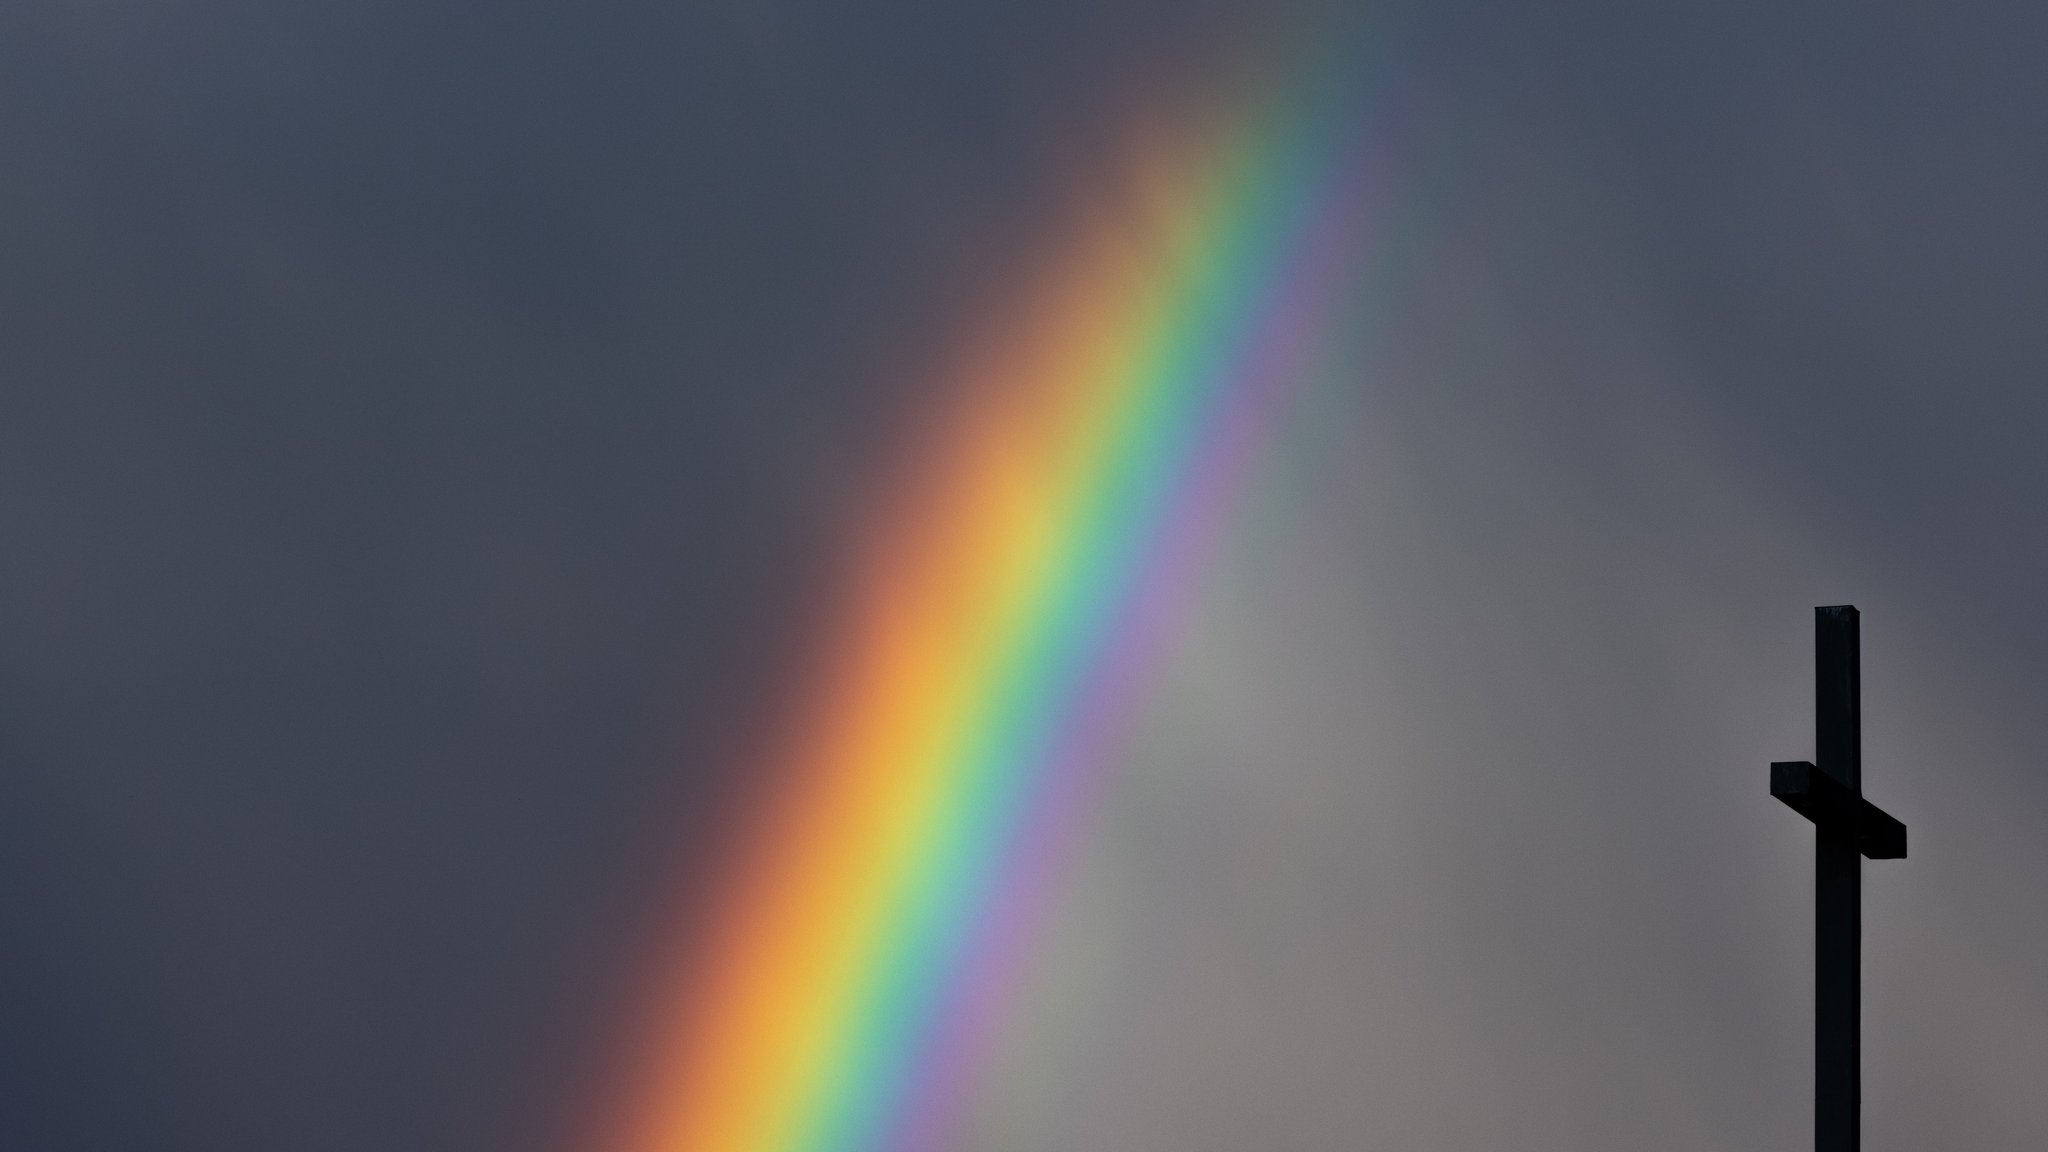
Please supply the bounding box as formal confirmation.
[4,2,2046,1150]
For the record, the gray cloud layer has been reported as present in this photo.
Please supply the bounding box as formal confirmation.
[3,2,2044,1150]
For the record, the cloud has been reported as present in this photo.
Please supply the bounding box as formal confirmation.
[2,3,2045,1151]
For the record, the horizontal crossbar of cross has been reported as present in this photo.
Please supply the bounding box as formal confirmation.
[1770,761,1907,860]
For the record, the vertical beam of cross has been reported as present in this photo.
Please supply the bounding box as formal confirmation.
[1813,606,1862,1152]
[1770,605,1906,1152]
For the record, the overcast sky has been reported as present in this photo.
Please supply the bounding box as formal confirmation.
[4,2,2047,1150]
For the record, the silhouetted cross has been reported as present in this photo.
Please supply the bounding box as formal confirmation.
[1770,605,1906,1152]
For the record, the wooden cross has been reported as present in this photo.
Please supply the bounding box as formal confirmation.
[1770,605,1906,1152]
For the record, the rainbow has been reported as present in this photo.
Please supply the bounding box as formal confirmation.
[595,40,1391,1152]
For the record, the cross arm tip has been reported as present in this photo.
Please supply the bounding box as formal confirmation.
[1861,801,1907,859]
[1770,760,1836,823]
